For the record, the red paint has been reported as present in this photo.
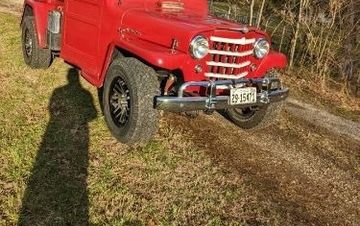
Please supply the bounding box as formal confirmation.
[22,0,287,88]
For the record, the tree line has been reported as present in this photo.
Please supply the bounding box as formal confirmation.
[210,0,360,97]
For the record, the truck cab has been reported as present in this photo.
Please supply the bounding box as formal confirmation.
[21,0,289,144]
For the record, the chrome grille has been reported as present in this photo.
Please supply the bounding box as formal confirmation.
[205,36,255,79]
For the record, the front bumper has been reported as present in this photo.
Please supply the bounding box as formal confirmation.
[155,77,289,112]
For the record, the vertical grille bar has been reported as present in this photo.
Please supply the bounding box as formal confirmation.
[227,44,238,75]
[206,36,255,79]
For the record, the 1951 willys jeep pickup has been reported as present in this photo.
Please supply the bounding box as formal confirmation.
[21,0,289,144]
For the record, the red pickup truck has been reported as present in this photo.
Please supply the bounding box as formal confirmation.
[21,0,289,144]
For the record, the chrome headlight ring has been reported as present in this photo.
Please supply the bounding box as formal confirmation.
[254,39,270,59]
[189,35,209,59]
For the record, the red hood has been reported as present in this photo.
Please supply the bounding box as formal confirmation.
[121,9,268,53]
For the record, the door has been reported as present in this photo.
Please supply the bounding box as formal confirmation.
[61,0,103,78]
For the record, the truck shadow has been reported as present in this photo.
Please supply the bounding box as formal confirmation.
[19,68,97,225]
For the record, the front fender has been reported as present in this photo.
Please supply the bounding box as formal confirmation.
[21,1,59,49]
[251,51,288,77]
[98,39,187,87]
[115,38,187,70]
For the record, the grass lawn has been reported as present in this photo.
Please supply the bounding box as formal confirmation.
[0,12,266,225]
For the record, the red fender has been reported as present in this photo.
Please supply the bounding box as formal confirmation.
[117,39,187,70]
[251,51,288,77]
[22,0,58,48]
[97,40,187,87]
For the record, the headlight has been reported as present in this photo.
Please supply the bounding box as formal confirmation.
[190,36,209,59]
[254,39,270,59]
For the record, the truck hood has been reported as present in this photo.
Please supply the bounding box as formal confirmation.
[121,9,257,53]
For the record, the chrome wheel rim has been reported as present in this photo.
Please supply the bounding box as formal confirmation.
[109,76,130,127]
[24,28,33,57]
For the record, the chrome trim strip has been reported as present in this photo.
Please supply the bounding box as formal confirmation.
[216,85,232,89]
[210,36,256,45]
[206,61,251,68]
[205,71,249,79]
[208,49,253,57]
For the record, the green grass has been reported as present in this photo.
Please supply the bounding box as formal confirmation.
[0,13,259,225]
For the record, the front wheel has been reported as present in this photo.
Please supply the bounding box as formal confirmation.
[21,16,52,69]
[225,102,284,130]
[102,57,160,144]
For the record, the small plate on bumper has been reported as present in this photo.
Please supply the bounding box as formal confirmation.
[229,87,257,106]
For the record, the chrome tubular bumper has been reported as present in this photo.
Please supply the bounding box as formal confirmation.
[155,78,289,112]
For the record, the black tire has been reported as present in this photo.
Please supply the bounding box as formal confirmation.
[225,102,284,130]
[21,16,52,69]
[102,57,160,144]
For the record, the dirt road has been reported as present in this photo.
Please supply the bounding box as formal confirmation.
[1,2,359,225]
[164,101,359,225]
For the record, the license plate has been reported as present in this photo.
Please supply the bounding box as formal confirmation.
[229,87,257,105]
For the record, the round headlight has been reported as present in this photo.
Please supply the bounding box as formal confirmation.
[254,39,270,59]
[190,36,209,59]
